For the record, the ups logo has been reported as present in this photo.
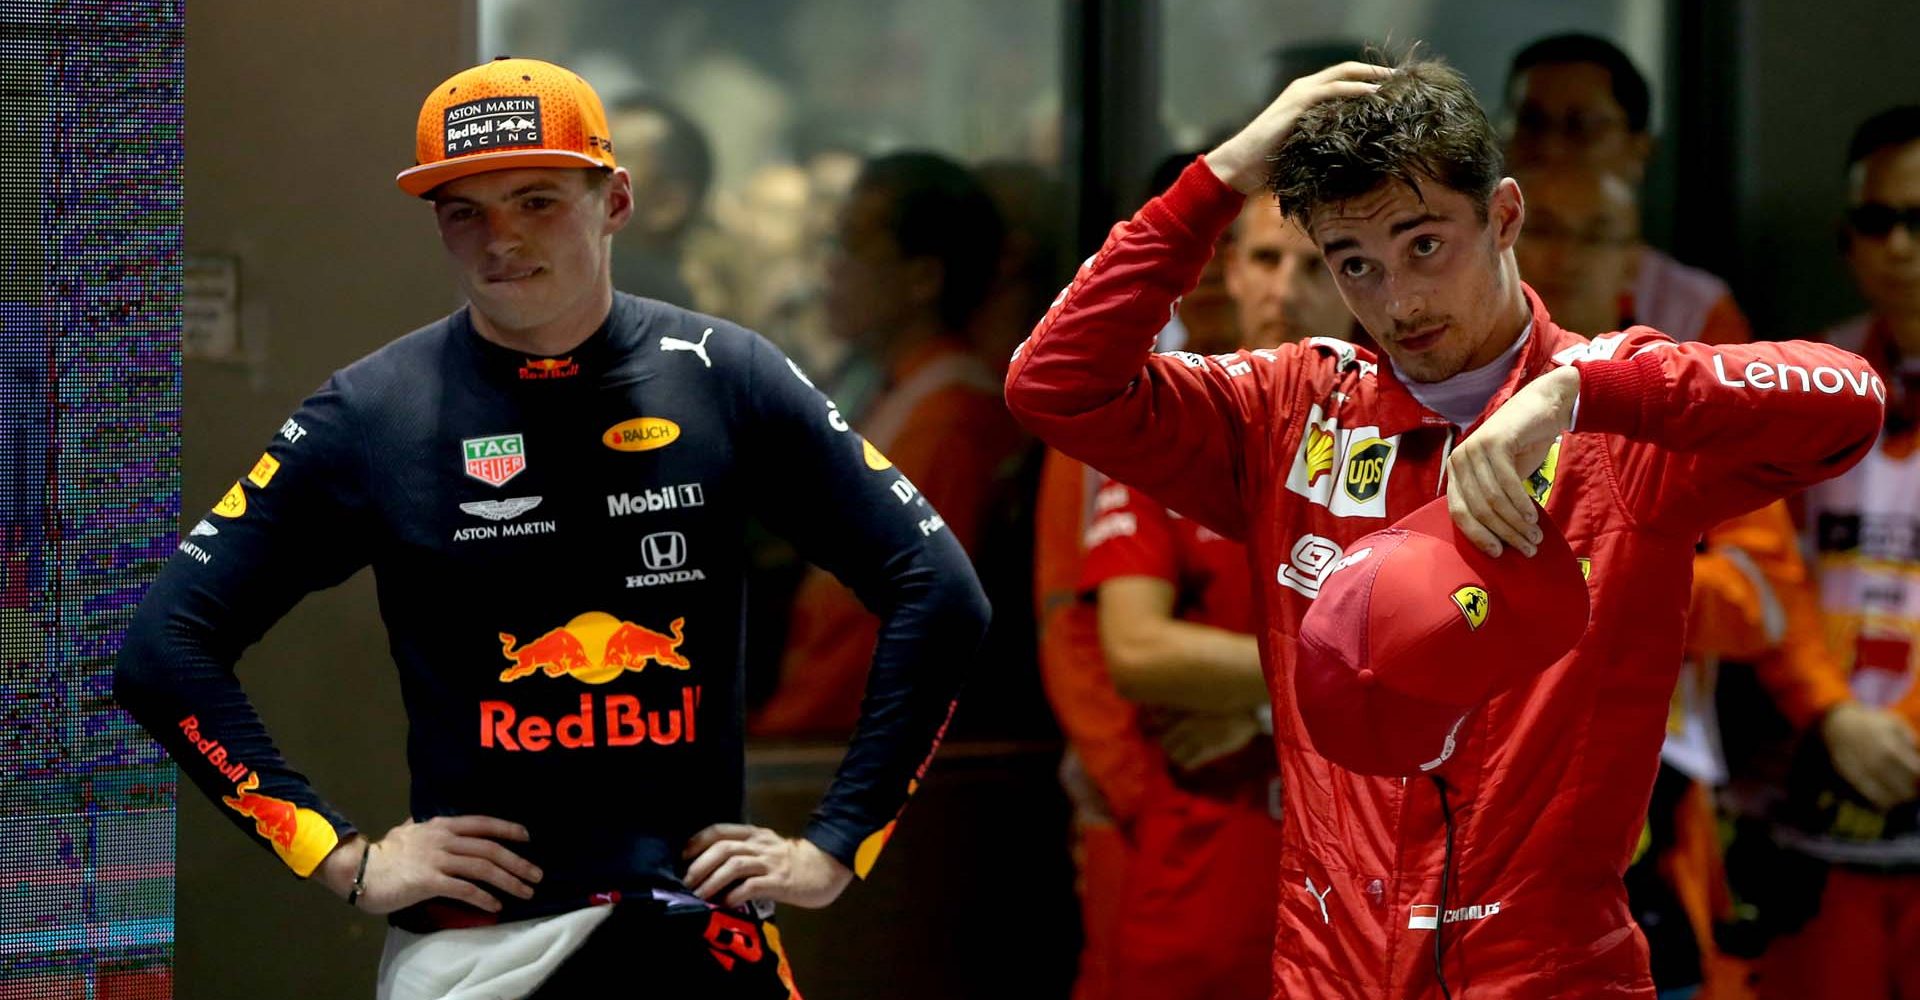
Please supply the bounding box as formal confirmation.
[1343,437,1393,503]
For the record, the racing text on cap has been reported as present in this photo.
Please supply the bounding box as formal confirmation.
[444,96,543,157]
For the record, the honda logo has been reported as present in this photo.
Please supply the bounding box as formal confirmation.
[642,531,688,570]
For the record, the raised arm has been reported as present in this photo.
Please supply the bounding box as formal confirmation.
[1005,64,1390,540]
[1572,332,1885,529]
[1445,332,1885,558]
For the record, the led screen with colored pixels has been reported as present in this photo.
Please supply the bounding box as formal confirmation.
[0,2,181,996]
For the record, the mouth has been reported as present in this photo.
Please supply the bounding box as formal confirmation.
[1395,323,1448,353]
[484,266,543,284]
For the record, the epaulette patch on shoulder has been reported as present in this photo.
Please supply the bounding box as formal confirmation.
[1553,330,1680,367]
[1552,332,1627,366]
[1304,336,1379,379]
[1307,336,1358,370]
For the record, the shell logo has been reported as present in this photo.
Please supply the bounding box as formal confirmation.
[1305,424,1336,485]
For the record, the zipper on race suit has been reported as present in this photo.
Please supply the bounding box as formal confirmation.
[1436,426,1456,492]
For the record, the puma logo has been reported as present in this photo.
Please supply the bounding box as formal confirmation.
[661,327,714,368]
[1306,876,1333,924]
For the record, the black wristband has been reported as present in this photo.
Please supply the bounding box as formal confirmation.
[346,841,371,908]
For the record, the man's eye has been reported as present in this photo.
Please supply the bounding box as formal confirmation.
[1412,237,1442,257]
[1340,259,1371,278]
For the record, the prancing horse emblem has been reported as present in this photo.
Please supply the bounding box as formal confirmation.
[1451,586,1490,630]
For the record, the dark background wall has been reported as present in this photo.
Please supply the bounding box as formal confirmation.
[179,1,465,995]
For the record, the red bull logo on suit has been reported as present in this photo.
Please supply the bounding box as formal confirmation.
[484,611,701,752]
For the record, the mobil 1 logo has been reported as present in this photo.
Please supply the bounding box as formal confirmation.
[607,482,705,518]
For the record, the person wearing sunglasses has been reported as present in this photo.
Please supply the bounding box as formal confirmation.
[1754,104,1920,1000]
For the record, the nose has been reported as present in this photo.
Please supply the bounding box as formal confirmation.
[1384,270,1425,324]
[1888,222,1916,257]
[482,206,523,257]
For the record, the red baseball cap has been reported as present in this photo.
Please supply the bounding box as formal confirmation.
[1293,496,1590,777]
[397,57,617,197]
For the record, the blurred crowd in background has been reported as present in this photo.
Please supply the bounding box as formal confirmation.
[484,1,1920,997]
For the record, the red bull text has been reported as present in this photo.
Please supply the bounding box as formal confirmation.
[179,714,250,784]
[480,688,702,751]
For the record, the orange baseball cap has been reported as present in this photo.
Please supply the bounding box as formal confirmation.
[396,57,617,198]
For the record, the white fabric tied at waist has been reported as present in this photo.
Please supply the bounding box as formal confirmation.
[376,904,613,1000]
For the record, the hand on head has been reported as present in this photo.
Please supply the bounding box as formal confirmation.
[1207,63,1394,195]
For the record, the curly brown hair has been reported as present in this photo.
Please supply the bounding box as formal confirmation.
[1267,57,1502,231]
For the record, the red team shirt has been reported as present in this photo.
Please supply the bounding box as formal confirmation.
[1080,476,1257,633]
[1078,474,1281,1000]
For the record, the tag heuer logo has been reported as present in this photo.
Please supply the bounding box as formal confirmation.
[1451,586,1490,631]
[463,434,527,487]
